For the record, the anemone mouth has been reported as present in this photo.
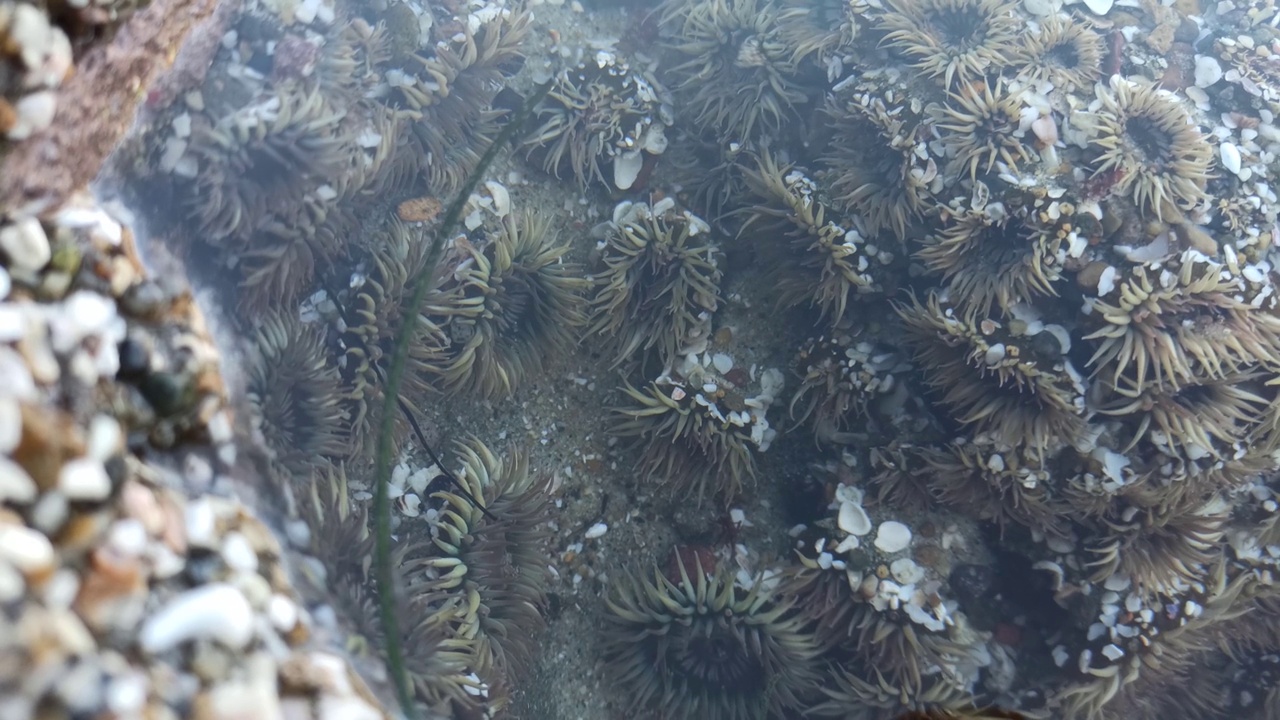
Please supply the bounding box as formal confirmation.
[1088,79,1214,218]
[916,210,1063,314]
[877,0,1019,87]
[669,615,769,694]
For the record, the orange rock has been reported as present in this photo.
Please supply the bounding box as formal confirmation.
[397,196,443,223]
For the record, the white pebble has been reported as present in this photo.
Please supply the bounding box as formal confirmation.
[185,498,217,549]
[890,557,925,584]
[613,150,643,190]
[267,594,299,632]
[8,91,57,140]
[1081,0,1113,14]
[58,458,111,501]
[107,519,148,557]
[139,583,254,653]
[86,415,122,461]
[0,523,55,575]
[0,457,36,503]
[712,353,734,374]
[874,521,913,553]
[1220,142,1243,176]
[1194,55,1223,88]
[221,532,259,573]
[838,500,872,536]
[585,522,608,539]
[0,218,51,272]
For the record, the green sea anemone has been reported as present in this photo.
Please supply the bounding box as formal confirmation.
[776,0,862,67]
[739,152,888,328]
[1016,15,1107,91]
[586,201,722,369]
[432,212,588,400]
[930,79,1033,183]
[245,310,351,474]
[875,0,1019,87]
[602,551,823,719]
[659,0,815,143]
[1085,77,1214,219]
[1085,497,1227,595]
[914,205,1067,315]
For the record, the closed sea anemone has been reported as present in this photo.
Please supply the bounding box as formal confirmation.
[821,93,934,241]
[739,152,886,328]
[875,0,1019,87]
[601,550,823,719]
[245,310,351,474]
[523,52,671,190]
[433,212,588,400]
[413,438,552,701]
[914,205,1067,315]
[1083,250,1280,393]
[897,293,1087,456]
[610,369,781,504]
[788,330,905,446]
[659,0,814,142]
[1086,77,1214,219]
[917,440,1069,539]
[1016,15,1106,91]
[930,79,1033,183]
[587,200,722,369]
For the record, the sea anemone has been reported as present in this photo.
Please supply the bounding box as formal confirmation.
[917,440,1069,539]
[337,218,462,447]
[1016,15,1106,91]
[865,442,940,514]
[1097,371,1269,465]
[930,79,1033,183]
[739,152,888,327]
[432,212,588,400]
[875,0,1019,87]
[897,293,1088,456]
[776,0,862,67]
[1083,250,1280,393]
[659,0,814,143]
[914,206,1067,315]
[1084,497,1227,594]
[601,551,823,719]
[788,331,906,446]
[523,52,671,190]
[412,438,552,699]
[235,210,354,315]
[1085,77,1214,219]
[821,93,934,241]
[811,665,977,718]
[586,200,722,369]
[610,369,781,504]
[297,462,486,716]
[183,88,355,245]
[245,310,351,474]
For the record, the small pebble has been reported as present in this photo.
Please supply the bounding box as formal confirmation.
[0,456,36,503]
[874,521,913,553]
[0,523,55,576]
[139,583,255,653]
[585,522,608,539]
[0,218,51,272]
[58,458,112,501]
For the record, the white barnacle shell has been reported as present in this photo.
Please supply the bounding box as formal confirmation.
[874,521,912,553]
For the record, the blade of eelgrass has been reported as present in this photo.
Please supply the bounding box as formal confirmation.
[372,79,554,718]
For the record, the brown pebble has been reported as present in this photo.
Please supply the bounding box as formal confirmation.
[724,367,750,387]
[396,196,443,223]
[14,404,85,491]
[713,327,733,345]
[0,98,15,133]
[1076,261,1110,291]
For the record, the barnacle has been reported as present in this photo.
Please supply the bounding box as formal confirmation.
[776,0,861,66]
[1085,77,1214,219]
[183,88,355,245]
[897,293,1087,456]
[821,93,933,241]
[930,79,1033,183]
[586,201,722,369]
[915,206,1066,315]
[1016,15,1106,91]
[875,0,1019,87]
[523,52,670,190]
[432,212,588,400]
[611,372,777,503]
[1085,497,1227,594]
[739,153,886,327]
[415,438,552,700]
[659,0,814,142]
[601,551,822,720]
[1083,251,1280,392]
[245,311,350,474]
